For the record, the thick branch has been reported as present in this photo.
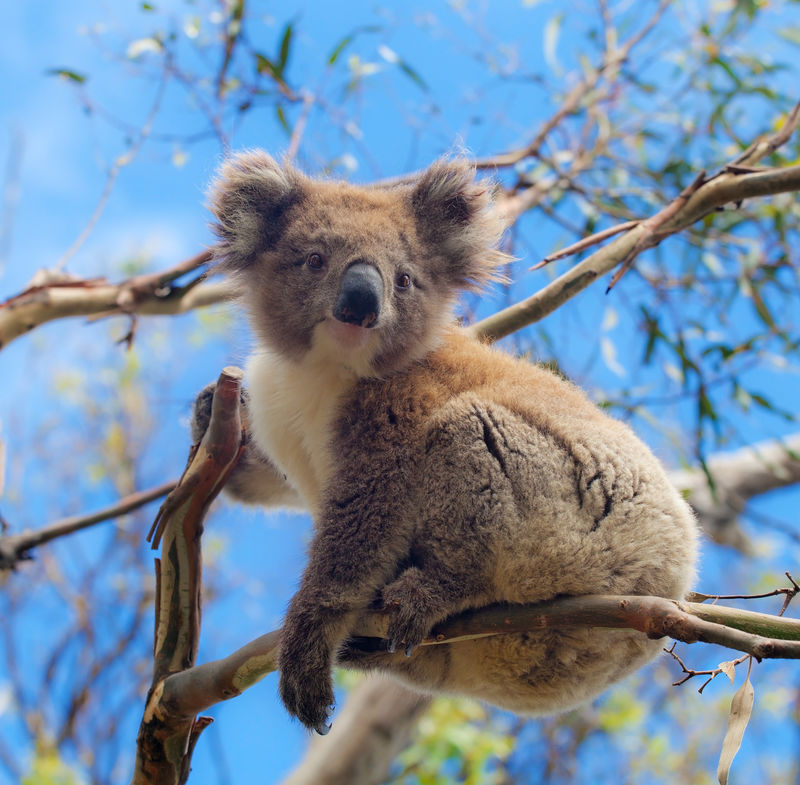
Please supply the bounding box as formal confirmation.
[0,252,235,351]
[150,593,800,727]
[131,367,245,785]
[279,676,429,785]
[472,102,800,342]
[670,433,800,551]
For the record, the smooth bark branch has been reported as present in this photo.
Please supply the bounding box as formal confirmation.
[0,481,177,570]
[279,676,429,785]
[0,251,236,351]
[145,593,800,730]
[472,103,800,343]
[131,367,245,785]
[670,432,800,551]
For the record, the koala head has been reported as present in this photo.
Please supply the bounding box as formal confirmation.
[208,152,509,376]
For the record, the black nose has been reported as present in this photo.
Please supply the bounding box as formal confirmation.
[333,263,382,328]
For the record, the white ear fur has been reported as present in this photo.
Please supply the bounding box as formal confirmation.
[208,151,304,269]
[410,159,510,290]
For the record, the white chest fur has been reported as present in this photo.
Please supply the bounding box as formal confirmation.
[244,344,358,513]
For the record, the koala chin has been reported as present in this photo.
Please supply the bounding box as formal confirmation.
[194,151,699,734]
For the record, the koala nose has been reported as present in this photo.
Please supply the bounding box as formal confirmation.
[333,263,382,328]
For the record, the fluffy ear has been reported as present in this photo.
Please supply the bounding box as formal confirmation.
[410,159,510,290]
[207,151,304,270]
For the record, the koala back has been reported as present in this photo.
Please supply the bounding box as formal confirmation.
[333,330,697,713]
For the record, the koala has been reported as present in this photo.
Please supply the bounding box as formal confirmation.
[194,151,698,735]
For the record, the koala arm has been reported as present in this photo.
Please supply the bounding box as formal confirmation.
[191,382,303,509]
[278,457,415,733]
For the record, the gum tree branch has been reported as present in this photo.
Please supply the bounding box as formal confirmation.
[145,593,800,736]
[131,367,245,785]
[670,433,800,552]
[0,480,177,570]
[473,103,800,342]
[0,250,236,351]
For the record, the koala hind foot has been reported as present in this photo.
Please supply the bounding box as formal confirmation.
[382,567,442,657]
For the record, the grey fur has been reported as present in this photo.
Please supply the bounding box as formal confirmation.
[194,152,698,733]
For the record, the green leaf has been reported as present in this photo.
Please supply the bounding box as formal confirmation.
[328,34,355,65]
[777,26,800,46]
[543,13,563,73]
[46,68,86,84]
[256,53,278,78]
[278,22,294,72]
[399,60,428,91]
[276,104,290,134]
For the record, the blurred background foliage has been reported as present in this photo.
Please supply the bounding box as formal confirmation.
[1,0,799,783]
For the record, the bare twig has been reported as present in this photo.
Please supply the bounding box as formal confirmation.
[474,0,670,171]
[0,481,177,570]
[689,572,800,617]
[664,643,750,693]
[216,1,245,100]
[56,65,171,270]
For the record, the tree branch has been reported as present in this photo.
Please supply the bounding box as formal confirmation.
[0,480,177,570]
[471,103,800,342]
[0,251,235,351]
[131,366,245,785]
[670,432,800,552]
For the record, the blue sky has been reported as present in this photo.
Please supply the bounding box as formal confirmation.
[2,2,800,784]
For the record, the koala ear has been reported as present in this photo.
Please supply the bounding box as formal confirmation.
[208,151,304,271]
[410,159,510,290]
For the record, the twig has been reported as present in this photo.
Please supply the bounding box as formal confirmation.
[664,643,750,693]
[474,0,670,171]
[0,481,177,570]
[604,169,707,292]
[216,1,245,100]
[472,113,800,342]
[691,573,800,617]
[286,91,315,163]
[56,64,171,270]
[532,220,639,268]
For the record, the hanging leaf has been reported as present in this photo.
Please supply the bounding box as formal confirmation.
[278,22,294,73]
[276,105,290,134]
[46,68,87,84]
[717,667,754,785]
[718,660,736,684]
[543,13,563,73]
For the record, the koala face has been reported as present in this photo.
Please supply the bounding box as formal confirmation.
[208,153,509,376]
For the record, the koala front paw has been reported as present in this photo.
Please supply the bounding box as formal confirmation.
[382,568,436,657]
[190,381,249,443]
[278,617,336,735]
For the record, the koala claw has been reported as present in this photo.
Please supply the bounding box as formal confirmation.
[314,720,332,736]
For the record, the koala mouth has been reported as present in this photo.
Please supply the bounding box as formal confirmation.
[324,317,375,349]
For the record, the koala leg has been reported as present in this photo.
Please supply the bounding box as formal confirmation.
[191,382,302,509]
[379,397,530,655]
[381,567,466,656]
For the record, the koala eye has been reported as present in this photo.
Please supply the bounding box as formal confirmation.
[395,272,412,290]
[306,253,325,270]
